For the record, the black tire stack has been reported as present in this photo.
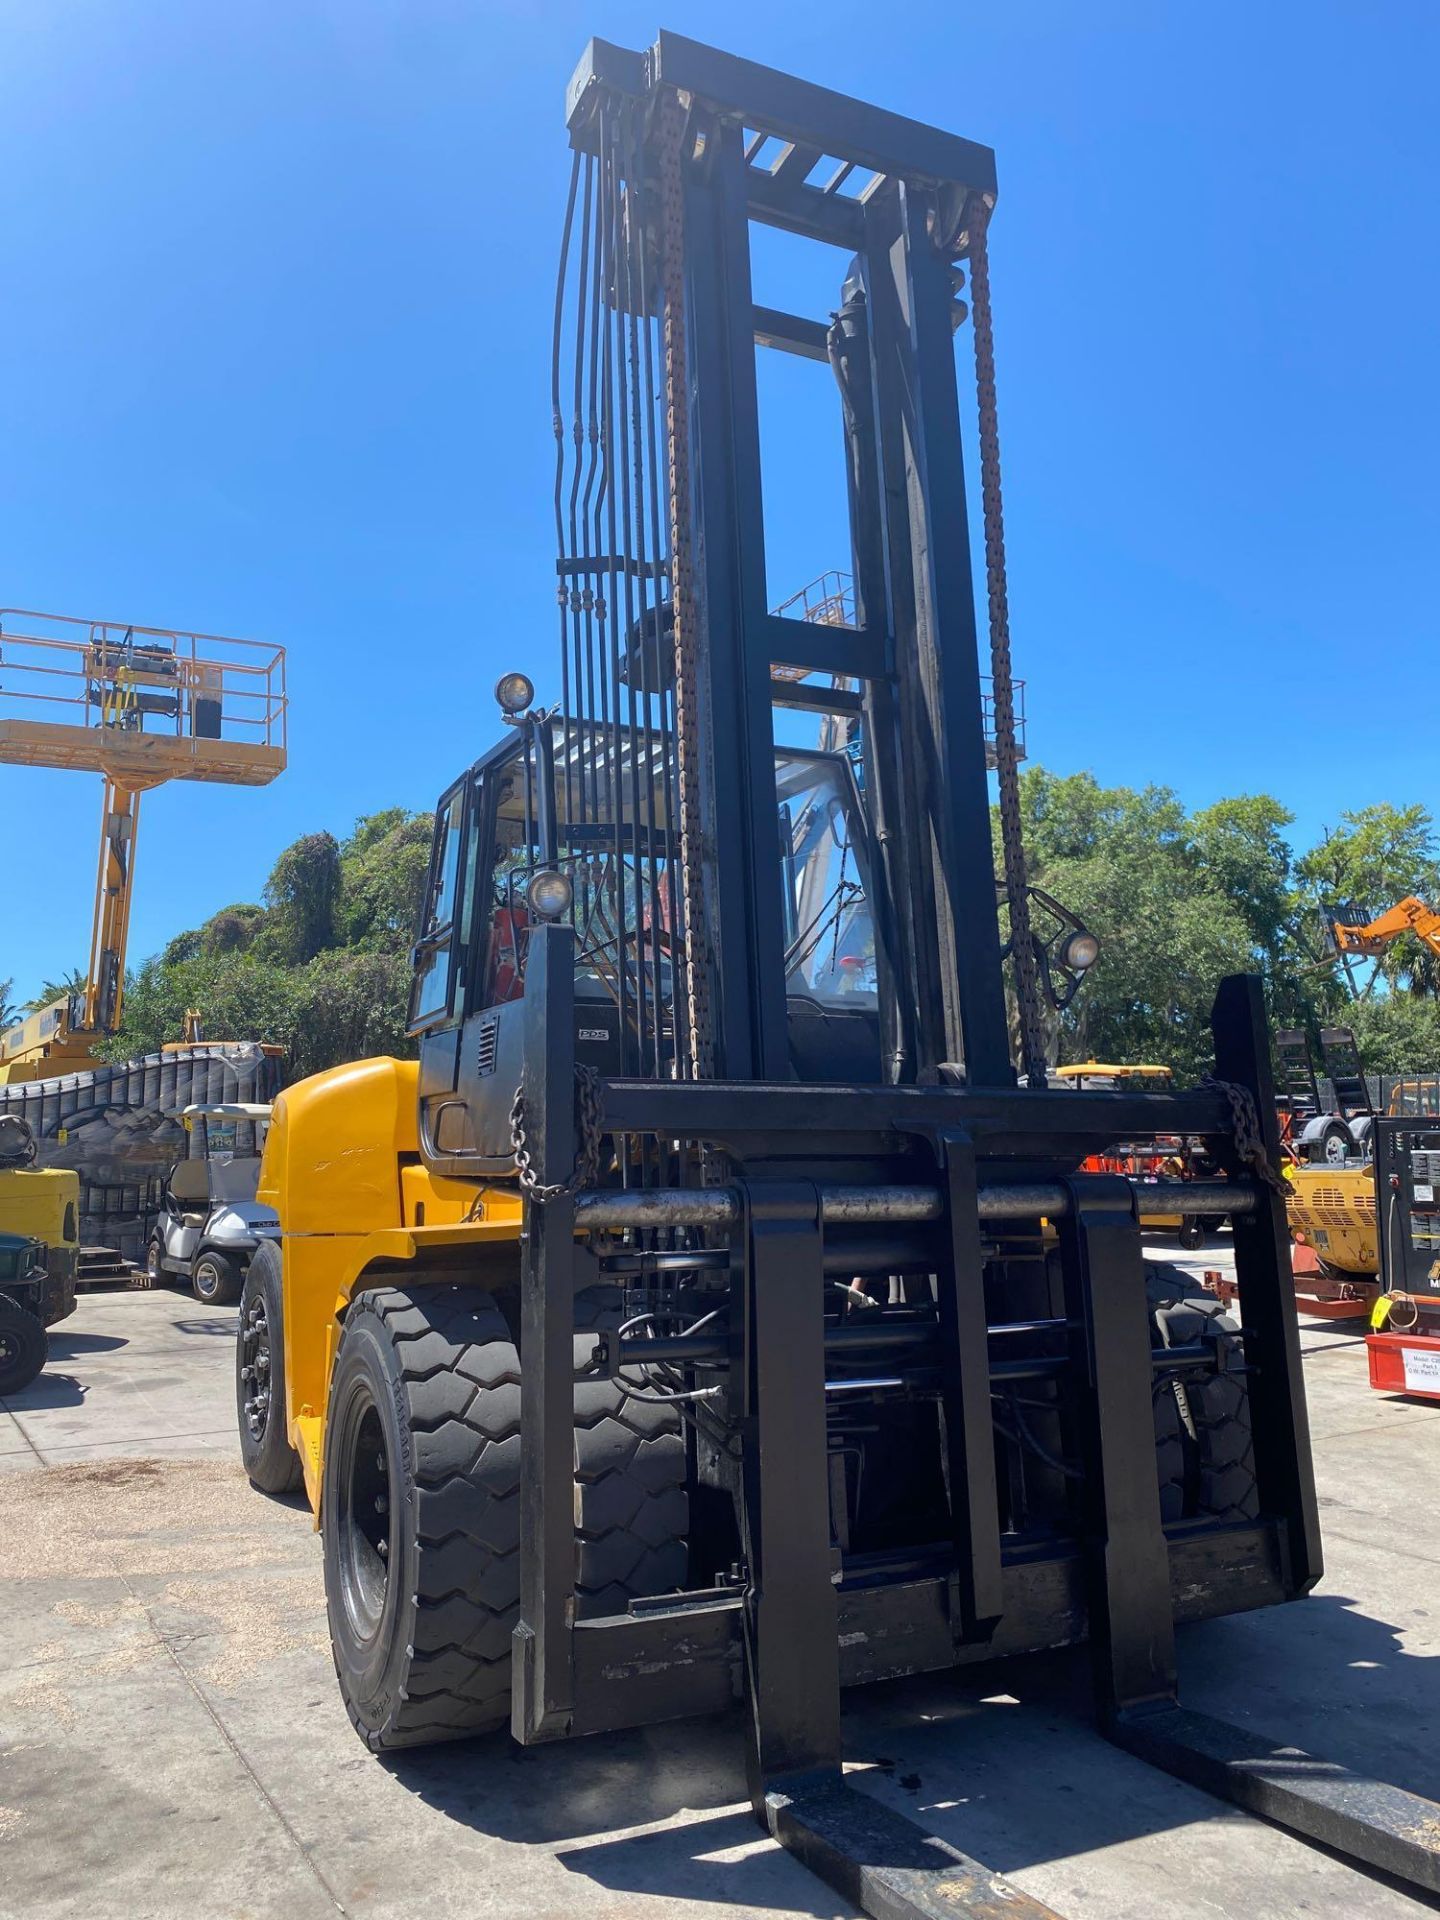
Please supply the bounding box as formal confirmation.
[1148,1262,1259,1524]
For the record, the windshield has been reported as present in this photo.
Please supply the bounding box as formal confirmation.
[777,751,876,1005]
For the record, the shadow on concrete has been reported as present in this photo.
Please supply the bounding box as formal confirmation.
[389,1713,842,1913]
[837,1594,1440,1879]
[389,1591,1440,1907]
[7,1370,87,1410]
[557,1805,843,1915]
[170,1316,240,1337]
[46,1331,127,1357]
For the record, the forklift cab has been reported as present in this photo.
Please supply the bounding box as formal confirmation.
[410,710,885,1177]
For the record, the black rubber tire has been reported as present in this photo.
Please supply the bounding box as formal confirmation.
[145,1238,164,1287]
[237,1241,303,1495]
[193,1248,243,1305]
[0,1294,48,1395]
[324,1281,685,1752]
[1313,1118,1352,1167]
[1148,1263,1260,1524]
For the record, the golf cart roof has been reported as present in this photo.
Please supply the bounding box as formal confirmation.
[180,1103,274,1119]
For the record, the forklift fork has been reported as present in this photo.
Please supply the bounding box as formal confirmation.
[512,930,1440,1915]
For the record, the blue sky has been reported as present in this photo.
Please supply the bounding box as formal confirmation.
[2,0,1437,1003]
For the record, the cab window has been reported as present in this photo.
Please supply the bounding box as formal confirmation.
[408,780,469,1033]
[479,744,543,1007]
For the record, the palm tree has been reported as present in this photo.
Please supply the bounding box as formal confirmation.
[23,966,87,1012]
[0,978,19,1029]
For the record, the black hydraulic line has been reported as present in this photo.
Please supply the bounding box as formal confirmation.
[552,150,583,850]
[599,1324,1216,1374]
[597,106,631,1058]
[579,147,605,860]
[620,103,663,1085]
[633,110,686,1085]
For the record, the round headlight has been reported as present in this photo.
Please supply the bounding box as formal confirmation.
[527,869,574,920]
[1060,928,1100,973]
[495,670,536,715]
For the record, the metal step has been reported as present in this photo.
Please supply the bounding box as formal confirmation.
[75,1245,139,1287]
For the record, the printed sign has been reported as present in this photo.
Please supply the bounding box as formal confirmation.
[1401,1345,1440,1394]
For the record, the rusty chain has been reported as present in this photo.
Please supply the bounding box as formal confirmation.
[657,88,715,1081]
[965,197,1048,1090]
[509,1062,606,1203]
[1200,1075,1291,1198]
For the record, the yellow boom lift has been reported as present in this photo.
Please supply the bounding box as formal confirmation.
[1286,903,1440,1299]
[0,610,286,1082]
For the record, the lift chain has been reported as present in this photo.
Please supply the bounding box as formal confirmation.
[657,86,716,1081]
[509,1062,606,1202]
[1200,1075,1291,1198]
[965,195,1048,1090]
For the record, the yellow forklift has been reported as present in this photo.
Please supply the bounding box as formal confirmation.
[0,1114,78,1390]
[236,33,1440,1916]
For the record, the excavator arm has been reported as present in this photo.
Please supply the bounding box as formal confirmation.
[1329,896,1440,958]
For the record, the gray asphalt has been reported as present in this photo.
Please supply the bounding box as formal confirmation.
[3,1248,1438,1919]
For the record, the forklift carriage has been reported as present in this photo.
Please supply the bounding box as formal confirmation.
[247,33,1440,1918]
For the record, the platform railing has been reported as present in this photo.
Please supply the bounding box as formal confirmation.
[0,609,287,757]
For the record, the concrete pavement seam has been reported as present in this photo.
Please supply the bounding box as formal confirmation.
[114,1566,352,1917]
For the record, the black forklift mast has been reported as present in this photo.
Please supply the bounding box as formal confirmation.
[560,32,1010,1090]
[500,32,1440,1916]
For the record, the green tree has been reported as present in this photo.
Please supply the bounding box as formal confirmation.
[1342,995,1440,1075]
[290,949,414,1079]
[101,951,302,1061]
[0,978,19,1029]
[24,966,87,1012]
[261,832,342,965]
[339,809,431,953]
[1010,769,1256,1081]
[1296,803,1440,995]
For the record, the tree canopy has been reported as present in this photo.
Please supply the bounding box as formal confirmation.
[101,809,431,1079]
[1012,772,1440,1080]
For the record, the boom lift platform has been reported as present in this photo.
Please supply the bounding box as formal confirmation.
[243,34,1440,1917]
[0,610,286,1081]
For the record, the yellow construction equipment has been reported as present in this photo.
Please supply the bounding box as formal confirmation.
[0,1113,79,1334]
[0,610,286,1082]
[1053,1063,1225,1247]
[227,39,1440,1913]
[1329,896,1440,962]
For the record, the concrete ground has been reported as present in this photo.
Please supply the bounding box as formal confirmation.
[3,1252,1440,1920]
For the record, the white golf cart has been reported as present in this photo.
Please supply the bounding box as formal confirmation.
[145,1103,278,1304]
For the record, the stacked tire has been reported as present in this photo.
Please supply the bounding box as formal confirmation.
[1148,1262,1259,1524]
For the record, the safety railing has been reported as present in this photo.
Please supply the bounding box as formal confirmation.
[0,609,286,760]
[769,569,1026,760]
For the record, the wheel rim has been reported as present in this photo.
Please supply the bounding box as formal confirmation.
[337,1393,393,1643]
[1323,1132,1347,1165]
[239,1296,274,1443]
[147,1244,160,1278]
[0,1327,19,1370]
[195,1260,219,1298]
